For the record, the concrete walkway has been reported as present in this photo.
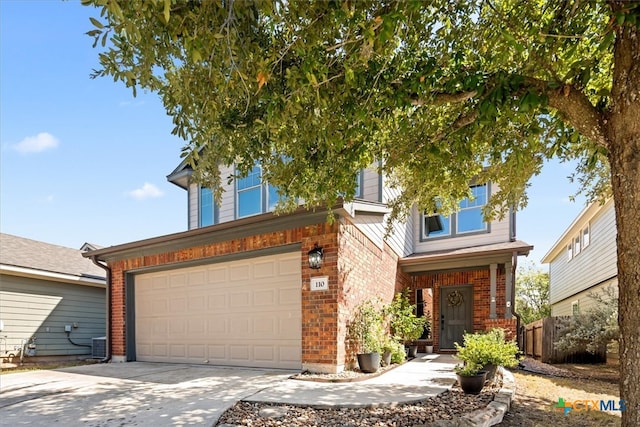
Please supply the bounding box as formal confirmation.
[246,354,458,408]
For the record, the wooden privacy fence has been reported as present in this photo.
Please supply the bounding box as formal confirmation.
[523,316,606,363]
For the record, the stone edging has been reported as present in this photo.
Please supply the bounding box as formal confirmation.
[434,367,517,427]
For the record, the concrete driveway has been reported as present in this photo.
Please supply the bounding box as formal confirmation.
[0,362,295,426]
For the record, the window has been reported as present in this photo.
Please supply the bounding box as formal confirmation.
[574,235,581,255]
[457,184,488,233]
[571,300,580,316]
[422,184,488,240]
[237,164,262,217]
[236,163,284,218]
[582,226,590,248]
[567,243,573,261]
[354,170,363,198]
[199,187,216,227]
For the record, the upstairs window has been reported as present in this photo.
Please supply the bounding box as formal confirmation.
[236,163,284,218]
[237,164,262,217]
[567,243,573,261]
[422,184,488,240]
[457,184,488,233]
[199,187,216,227]
[582,225,590,248]
[574,235,581,256]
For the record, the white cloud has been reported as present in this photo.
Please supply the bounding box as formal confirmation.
[43,194,54,203]
[13,132,59,154]
[127,182,163,200]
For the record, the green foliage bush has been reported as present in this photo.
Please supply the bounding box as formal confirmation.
[385,290,428,343]
[454,328,520,368]
[350,300,385,354]
[554,286,619,354]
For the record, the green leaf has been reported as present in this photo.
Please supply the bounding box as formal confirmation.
[163,0,171,24]
[89,17,104,29]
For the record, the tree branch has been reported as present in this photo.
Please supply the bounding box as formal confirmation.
[526,77,608,148]
[411,90,478,106]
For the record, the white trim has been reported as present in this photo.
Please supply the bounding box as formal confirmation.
[0,265,106,288]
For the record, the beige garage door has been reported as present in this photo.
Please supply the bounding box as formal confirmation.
[134,252,302,369]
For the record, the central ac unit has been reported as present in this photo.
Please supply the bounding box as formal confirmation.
[91,336,107,358]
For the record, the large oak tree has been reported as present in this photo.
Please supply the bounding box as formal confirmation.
[85,1,639,424]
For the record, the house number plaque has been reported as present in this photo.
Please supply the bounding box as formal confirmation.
[310,276,329,291]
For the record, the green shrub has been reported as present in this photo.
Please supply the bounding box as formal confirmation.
[350,300,385,354]
[454,328,520,368]
[385,290,428,343]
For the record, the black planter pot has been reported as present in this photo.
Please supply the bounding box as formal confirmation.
[357,352,381,373]
[406,345,418,358]
[457,371,487,394]
[382,350,392,366]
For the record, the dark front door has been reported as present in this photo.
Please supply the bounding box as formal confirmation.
[440,285,473,349]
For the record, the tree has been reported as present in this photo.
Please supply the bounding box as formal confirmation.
[83,1,640,424]
[554,286,619,355]
[515,262,551,325]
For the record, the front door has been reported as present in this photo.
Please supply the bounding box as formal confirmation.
[439,285,473,349]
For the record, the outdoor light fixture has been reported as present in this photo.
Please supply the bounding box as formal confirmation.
[307,243,324,269]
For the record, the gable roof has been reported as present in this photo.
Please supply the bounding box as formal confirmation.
[0,233,106,283]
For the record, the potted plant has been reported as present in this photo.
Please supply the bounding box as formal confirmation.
[454,328,520,381]
[350,300,384,373]
[386,290,427,358]
[454,362,487,394]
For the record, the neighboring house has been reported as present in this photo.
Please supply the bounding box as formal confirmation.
[84,161,531,373]
[0,234,107,361]
[542,199,617,316]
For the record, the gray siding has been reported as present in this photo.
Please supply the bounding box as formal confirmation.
[0,274,105,357]
[361,167,379,202]
[381,177,414,257]
[188,182,198,230]
[412,184,512,253]
[548,204,617,305]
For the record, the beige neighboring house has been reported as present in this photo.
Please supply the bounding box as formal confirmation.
[542,199,618,316]
[0,233,106,361]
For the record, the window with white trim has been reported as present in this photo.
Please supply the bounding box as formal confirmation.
[422,184,488,240]
[571,300,580,315]
[582,225,590,248]
[567,243,573,261]
[236,163,284,218]
[574,235,581,256]
[199,187,216,227]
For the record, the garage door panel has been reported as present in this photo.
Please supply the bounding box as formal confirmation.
[135,252,302,369]
[230,264,251,281]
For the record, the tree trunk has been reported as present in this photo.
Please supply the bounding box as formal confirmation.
[607,12,640,427]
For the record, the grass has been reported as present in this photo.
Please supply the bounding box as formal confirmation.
[500,362,622,426]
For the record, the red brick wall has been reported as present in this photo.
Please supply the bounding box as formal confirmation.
[108,222,339,362]
[106,217,410,371]
[336,221,407,369]
[408,266,508,351]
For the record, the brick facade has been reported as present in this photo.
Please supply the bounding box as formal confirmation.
[409,266,513,351]
[106,214,515,372]
[106,216,408,372]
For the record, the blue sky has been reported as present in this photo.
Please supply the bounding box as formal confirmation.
[0,0,586,266]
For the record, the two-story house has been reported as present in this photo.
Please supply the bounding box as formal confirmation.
[542,199,617,316]
[84,161,532,373]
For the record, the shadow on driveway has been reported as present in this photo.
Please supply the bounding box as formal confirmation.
[0,362,295,426]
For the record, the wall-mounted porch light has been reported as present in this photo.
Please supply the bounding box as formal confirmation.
[307,243,324,269]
